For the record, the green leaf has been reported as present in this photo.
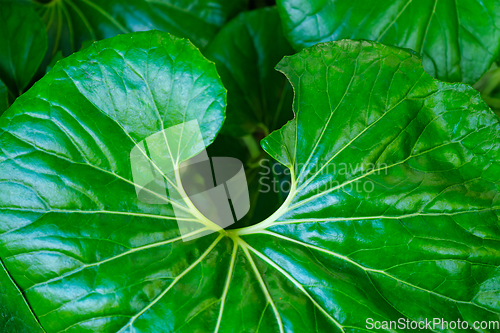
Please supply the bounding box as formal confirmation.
[25,0,247,58]
[46,41,97,74]
[242,40,500,330]
[0,30,227,332]
[0,1,47,96]
[2,34,500,332]
[205,7,294,137]
[0,258,44,333]
[276,0,500,84]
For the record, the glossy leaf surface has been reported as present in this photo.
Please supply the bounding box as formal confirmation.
[246,40,500,330]
[276,0,500,84]
[205,7,294,137]
[0,30,227,332]
[0,259,44,333]
[0,1,47,96]
[1,34,500,333]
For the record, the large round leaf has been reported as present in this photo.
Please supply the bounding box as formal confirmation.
[0,30,227,332]
[1,34,500,332]
[276,0,500,84]
[242,40,500,330]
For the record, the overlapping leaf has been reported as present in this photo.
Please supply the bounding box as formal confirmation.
[237,40,500,330]
[276,0,500,84]
[0,32,499,333]
[15,0,247,83]
[0,30,227,332]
